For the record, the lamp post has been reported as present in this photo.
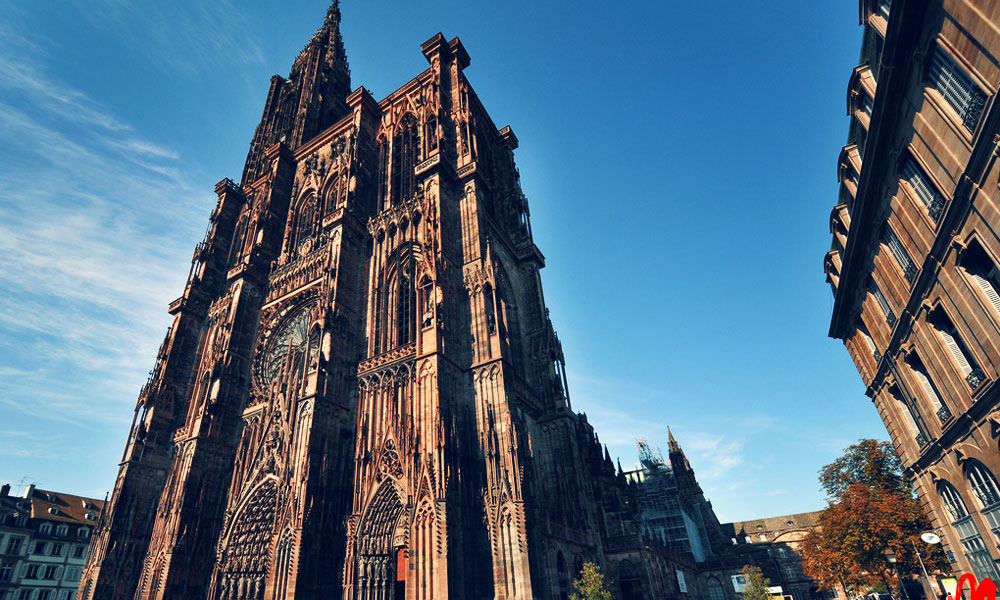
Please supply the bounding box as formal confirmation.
[916,532,943,600]
[885,548,912,600]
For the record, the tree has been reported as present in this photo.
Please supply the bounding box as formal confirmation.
[570,562,614,600]
[801,439,949,597]
[739,565,772,600]
[820,439,906,497]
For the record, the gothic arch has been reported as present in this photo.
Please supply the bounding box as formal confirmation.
[289,191,319,256]
[355,480,408,598]
[217,477,279,600]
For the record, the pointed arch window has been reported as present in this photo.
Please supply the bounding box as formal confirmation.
[556,552,569,600]
[939,481,1000,581]
[377,136,389,208]
[396,256,415,347]
[929,310,986,390]
[391,115,418,206]
[296,196,317,248]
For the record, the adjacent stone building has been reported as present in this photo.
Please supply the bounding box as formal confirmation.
[724,512,842,600]
[78,4,739,599]
[825,0,1000,583]
[0,484,103,600]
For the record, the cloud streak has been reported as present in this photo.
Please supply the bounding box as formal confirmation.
[0,26,211,430]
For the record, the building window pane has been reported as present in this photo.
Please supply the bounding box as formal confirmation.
[929,46,987,131]
[868,279,897,327]
[902,155,945,221]
[881,224,917,283]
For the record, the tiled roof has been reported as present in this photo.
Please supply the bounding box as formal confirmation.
[723,510,823,536]
[28,488,105,525]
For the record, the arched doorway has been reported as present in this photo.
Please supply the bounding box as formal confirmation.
[356,481,407,600]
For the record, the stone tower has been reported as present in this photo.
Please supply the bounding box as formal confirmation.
[80,4,691,599]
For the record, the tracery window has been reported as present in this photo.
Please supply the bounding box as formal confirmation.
[928,45,987,131]
[396,257,415,347]
[966,461,1000,546]
[939,481,999,581]
[391,115,418,206]
[293,195,317,253]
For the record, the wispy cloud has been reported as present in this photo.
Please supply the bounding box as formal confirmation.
[0,26,211,429]
[67,0,265,76]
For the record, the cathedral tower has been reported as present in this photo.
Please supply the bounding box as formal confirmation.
[81,5,689,599]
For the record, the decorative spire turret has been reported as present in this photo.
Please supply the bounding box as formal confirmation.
[241,1,352,184]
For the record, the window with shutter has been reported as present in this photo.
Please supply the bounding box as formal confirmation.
[931,311,986,390]
[908,354,952,422]
[868,280,896,327]
[972,271,1000,314]
[881,224,917,283]
[876,0,890,19]
[929,46,987,131]
[901,155,945,221]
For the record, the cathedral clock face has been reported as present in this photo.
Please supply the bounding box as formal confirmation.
[258,309,312,386]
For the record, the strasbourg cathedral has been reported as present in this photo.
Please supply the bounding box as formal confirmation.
[77,4,746,599]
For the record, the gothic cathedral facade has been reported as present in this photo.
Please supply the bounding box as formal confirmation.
[78,4,712,600]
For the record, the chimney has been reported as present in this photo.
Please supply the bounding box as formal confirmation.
[23,484,35,499]
[0,484,9,497]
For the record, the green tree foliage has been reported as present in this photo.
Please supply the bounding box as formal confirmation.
[739,565,772,600]
[570,562,614,600]
[801,439,949,594]
[819,439,906,497]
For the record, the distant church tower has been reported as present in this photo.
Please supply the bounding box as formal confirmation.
[76,3,634,599]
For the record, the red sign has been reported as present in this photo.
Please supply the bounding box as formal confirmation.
[957,574,997,600]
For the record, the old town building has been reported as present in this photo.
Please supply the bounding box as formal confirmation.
[77,4,743,599]
[0,484,103,600]
[826,0,1000,584]
[724,512,843,600]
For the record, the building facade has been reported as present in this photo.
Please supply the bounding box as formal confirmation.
[724,512,842,600]
[826,0,1000,584]
[0,484,104,600]
[79,4,728,599]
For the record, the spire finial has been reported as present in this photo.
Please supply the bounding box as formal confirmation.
[667,427,681,453]
[325,0,341,26]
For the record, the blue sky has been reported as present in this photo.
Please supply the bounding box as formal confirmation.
[0,0,890,521]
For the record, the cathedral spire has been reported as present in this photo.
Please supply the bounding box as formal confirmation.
[667,426,680,453]
[324,0,341,27]
[240,1,352,184]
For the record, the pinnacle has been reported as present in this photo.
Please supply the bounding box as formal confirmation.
[324,0,341,27]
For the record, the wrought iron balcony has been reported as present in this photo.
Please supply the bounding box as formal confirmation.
[904,263,917,284]
[937,405,953,424]
[967,368,987,391]
[915,432,928,447]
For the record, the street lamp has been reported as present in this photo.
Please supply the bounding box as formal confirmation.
[915,532,942,600]
[884,548,912,600]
